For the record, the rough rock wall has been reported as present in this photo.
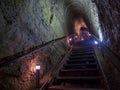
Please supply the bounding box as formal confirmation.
[96,0,120,56]
[79,0,100,36]
[0,0,68,90]
[0,0,65,59]
[0,39,68,90]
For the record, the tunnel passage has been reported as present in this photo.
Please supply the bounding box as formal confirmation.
[64,0,120,56]
[0,0,120,90]
[64,0,100,36]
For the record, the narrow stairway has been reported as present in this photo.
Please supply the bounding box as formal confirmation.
[48,40,107,90]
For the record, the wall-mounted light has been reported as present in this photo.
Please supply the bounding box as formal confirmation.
[36,64,40,88]
[75,35,78,38]
[81,38,84,41]
[94,41,98,45]
[88,33,91,36]
[36,64,40,70]
[69,38,72,47]
[69,38,72,41]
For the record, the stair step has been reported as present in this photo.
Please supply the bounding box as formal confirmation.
[71,52,94,56]
[71,50,94,53]
[69,58,94,61]
[69,55,94,58]
[60,68,99,72]
[60,68,99,76]
[72,48,93,51]
[57,76,101,80]
[71,51,94,55]
[56,76,101,84]
[63,63,97,67]
[68,58,95,61]
[59,69,100,76]
[72,46,93,48]
[69,56,94,59]
[48,85,104,90]
[63,64,97,69]
[70,55,94,57]
[67,60,95,64]
[72,48,94,51]
[72,47,93,50]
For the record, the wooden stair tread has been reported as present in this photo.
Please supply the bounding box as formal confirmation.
[69,58,94,60]
[69,56,94,59]
[57,76,101,80]
[71,54,94,57]
[63,65,97,69]
[60,68,99,72]
[72,46,93,49]
[69,57,94,59]
[72,50,94,52]
[49,85,104,90]
[64,63,97,66]
[72,48,93,50]
[67,59,95,62]
[71,54,94,56]
[71,52,94,55]
[66,60,95,64]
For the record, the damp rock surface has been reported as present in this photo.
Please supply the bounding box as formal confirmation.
[96,0,120,56]
[0,0,65,59]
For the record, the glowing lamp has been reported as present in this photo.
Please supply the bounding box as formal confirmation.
[69,38,72,41]
[94,41,98,45]
[81,38,84,41]
[36,64,40,70]
[75,36,78,38]
[36,64,40,88]
[88,33,91,36]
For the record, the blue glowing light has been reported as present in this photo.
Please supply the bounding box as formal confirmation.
[94,41,98,44]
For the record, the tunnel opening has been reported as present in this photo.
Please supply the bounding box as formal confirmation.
[64,0,102,41]
[73,15,91,41]
[74,16,87,35]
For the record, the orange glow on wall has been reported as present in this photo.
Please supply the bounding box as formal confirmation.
[30,57,39,72]
[74,18,87,35]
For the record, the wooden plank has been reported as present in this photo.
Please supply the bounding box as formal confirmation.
[48,85,104,90]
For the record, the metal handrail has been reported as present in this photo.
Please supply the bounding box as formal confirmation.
[0,36,66,67]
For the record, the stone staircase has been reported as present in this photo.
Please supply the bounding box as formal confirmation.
[48,40,106,90]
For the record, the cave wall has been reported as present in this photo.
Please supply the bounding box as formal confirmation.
[0,39,68,90]
[0,0,65,59]
[96,0,120,56]
[0,0,119,89]
[0,0,69,90]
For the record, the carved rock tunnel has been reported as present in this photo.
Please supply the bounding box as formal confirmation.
[0,0,120,90]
